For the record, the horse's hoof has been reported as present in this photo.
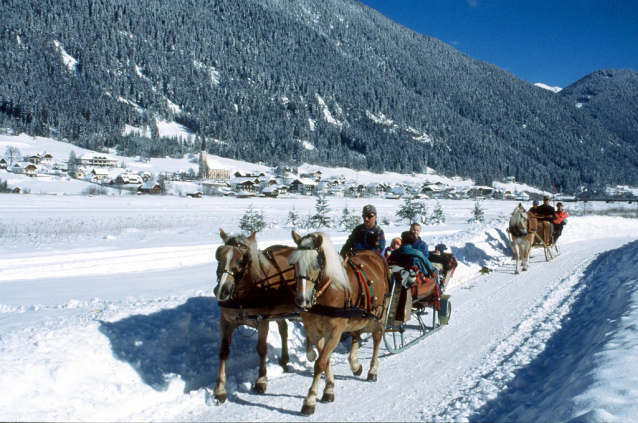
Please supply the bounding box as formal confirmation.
[353,364,363,377]
[253,382,267,394]
[367,373,377,382]
[280,364,289,373]
[214,393,227,404]
[306,351,317,362]
[321,392,335,403]
[301,404,316,416]
[515,271,520,275]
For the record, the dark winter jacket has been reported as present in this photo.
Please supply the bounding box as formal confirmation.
[413,237,429,257]
[340,223,385,255]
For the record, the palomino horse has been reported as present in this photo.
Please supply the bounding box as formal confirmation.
[213,229,316,404]
[508,205,537,274]
[289,230,390,416]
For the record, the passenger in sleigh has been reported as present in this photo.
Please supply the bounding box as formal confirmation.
[388,231,438,288]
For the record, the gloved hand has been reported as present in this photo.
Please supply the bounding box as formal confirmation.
[429,269,438,279]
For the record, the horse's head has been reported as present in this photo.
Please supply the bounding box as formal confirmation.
[214,229,265,302]
[289,230,325,309]
[289,230,349,309]
[509,206,529,236]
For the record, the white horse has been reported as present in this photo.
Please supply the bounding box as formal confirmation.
[508,205,535,274]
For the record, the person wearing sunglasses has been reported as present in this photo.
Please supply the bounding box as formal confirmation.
[339,204,386,257]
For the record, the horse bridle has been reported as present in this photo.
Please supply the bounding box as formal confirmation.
[217,243,296,301]
[510,208,529,237]
[294,239,332,308]
[216,244,252,301]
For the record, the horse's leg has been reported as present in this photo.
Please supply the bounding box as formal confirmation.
[348,331,363,376]
[366,323,383,382]
[514,242,521,274]
[320,355,335,403]
[253,320,270,393]
[214,316,236,404]
[522,242,531,271]
[305,334,317,362]
[301,324,343,416]
[276,320,289,372]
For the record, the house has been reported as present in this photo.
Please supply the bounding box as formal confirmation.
[0,158,7,169]
[186,191,202,198]
[289,178,317,195]
[89,168,110,181]
[229,177,259,193]
[78,153,118,168]
[313,181,330,196]
[71,168,85,180]
[421,184,442,197]
[140,181,162,194]
[326,187,344,197]
[11,186,22,194]
[24,154,41,165]
[469,186,495,198]
[366,183,386,196]
[262,185,280,198]
[11,162,38,177]
[40,153,54,163]
[115,173,144,185]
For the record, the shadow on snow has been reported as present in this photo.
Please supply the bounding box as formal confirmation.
[469,240,638,422]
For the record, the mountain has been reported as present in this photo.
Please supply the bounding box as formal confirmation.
[1,0,637,191]
[560,69,638,147]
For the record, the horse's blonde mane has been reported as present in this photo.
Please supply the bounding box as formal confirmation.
[289,232,351,292]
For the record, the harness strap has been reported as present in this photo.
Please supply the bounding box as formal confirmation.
[348,260,375,311]
[304,304,371,318]
[314,278,333,299]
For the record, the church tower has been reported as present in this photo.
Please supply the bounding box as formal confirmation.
[199,137,209,179]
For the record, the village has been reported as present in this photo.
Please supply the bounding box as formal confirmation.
[1,145,636,201]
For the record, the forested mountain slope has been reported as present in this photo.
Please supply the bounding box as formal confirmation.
[1,0,637,190]
[560,69,638,147]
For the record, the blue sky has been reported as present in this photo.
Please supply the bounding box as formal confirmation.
[357,0,638,88]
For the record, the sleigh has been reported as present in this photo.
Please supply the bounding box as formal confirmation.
[383,251,457,354]
[530,218,561,261]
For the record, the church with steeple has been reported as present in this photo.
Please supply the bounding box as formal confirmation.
[198,137,230,180]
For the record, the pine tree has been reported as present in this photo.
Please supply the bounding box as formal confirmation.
[286,206,301,228]
[396,196,427,224]
[467,200,485,224]
[239,204,266,234]
[430,201,446,225]
[340,203,360,231]
[67,150,78,173]
[308,196,331,228]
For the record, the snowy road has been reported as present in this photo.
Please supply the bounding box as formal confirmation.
[1,207,638,421]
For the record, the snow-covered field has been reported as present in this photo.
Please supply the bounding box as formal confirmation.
[1,193,638,422]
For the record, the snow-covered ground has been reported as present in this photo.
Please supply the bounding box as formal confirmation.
[1,193,638,422]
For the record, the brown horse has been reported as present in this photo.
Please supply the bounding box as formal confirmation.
[289,230,390,416]
[213,229,316,404]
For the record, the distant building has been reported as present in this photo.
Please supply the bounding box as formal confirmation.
[78,153,117,168]
[199,138,231,180]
